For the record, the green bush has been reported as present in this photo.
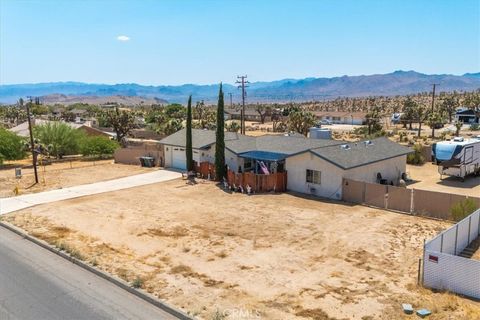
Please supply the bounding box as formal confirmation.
[80,136,119,158]
[406,144,425,165]
[132,276,144,289]
[470,123,480,131]
[34,122,84,158]
[450,198,478,221]
[0,128,27,164]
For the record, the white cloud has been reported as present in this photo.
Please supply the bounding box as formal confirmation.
[117,35,130,42]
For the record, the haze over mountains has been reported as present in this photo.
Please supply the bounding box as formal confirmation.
[1,71,479,105]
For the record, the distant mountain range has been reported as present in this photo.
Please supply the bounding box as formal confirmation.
[1,71,479,105]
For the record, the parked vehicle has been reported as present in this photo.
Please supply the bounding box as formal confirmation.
[432,136,480,181]
[319,119,332,125]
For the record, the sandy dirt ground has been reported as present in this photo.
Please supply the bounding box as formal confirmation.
[4,179,480,319]
[0,160,154,198]
[406,163,480,197]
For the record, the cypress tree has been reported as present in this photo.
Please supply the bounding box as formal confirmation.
[215,83,226,180]
[186,95,193,171]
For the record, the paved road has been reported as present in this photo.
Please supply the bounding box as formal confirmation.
[0,169,181,214]
[0,226,179,320]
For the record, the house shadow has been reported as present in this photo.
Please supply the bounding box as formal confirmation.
[437,175,480,189]
[285,190,357,207]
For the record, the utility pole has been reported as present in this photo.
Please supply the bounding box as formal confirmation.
[228,93,233,109]
[25,99,39,184]
[236,75,249,134]
[431,83,439,113]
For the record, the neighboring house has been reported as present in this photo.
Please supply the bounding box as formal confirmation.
[455,108,479,124]
[70,108,88,123]
[160,129,411,200]
[312,111,367,125]
[9,119,113,138]
[51,107,65,119]
[224,109,270,122]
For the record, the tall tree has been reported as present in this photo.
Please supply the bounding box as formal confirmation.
[185,95,193,171]
[100,107,136,145]
[254,104,271,124]
[214,83,226,181]
[365,105,382,135]
[412,103,429,137]
[426,111,443,138]
[440,95,459,123]
[402,97,417,130]
[288,110,316,136]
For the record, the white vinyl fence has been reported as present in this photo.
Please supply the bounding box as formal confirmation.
[423,209,480,299]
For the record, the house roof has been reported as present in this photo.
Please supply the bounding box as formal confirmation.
[312,111,368,118]
[160,129,411,169]
[159,128,250,149]
[229,134,342,155]
[455,108,475,115]
[309,137,412,169]
[9,119,83,137]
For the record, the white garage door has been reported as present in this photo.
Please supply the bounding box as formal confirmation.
[172,148,186,170]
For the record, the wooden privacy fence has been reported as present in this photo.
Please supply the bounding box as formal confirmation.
[342,178,480,221]
[196,162,216,179]
[227,170,287,193]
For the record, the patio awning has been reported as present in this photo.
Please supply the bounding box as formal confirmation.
[238,151,288,161]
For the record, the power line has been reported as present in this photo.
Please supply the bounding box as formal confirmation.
[235,75,249,134]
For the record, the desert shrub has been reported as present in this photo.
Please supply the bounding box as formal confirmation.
[407,144,425,165]
[470,123,480,131]
[132,276,144,289]
[34,122,84,158]
[450,198,478,221]
[352,126,386,138]
[0,128,26,164]
[80,136,119,158]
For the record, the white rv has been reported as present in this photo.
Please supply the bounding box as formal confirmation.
[432,137,480,180]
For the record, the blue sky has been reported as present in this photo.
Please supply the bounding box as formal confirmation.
[0,0,478,85]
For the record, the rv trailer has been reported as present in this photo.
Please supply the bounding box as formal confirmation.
[432,137,480,181]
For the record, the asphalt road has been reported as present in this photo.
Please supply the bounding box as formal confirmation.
[0,227,178,320]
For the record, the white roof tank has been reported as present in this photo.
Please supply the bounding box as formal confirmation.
[309,127,332,140]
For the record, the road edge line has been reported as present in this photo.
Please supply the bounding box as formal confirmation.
[0,221,193,320]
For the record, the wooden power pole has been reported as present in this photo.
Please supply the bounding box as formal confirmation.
[431,83,439,113]
[236,75,249,134]
[25,100,39,184]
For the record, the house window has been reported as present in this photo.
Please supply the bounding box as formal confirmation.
[306,169,321,184]
[244,159,252,170]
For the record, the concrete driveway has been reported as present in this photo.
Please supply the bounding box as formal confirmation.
[0,169,181,215]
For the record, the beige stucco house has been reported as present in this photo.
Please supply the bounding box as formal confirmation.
[160,129,411,199]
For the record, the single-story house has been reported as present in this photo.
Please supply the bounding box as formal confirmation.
[312,111,367,125]
[9,119,113,139]
[160,129,411,200]
[224,108,270,122]
[455,108,479,124]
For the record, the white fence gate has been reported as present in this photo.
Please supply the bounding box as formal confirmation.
[423,209,480,299]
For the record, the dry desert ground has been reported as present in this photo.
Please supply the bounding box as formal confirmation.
[0,159,154,197]
[3,178,480,319]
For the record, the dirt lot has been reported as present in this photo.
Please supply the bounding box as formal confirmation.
[406,163,480,197]
[0,160,153,197]
[4,179,480,319]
